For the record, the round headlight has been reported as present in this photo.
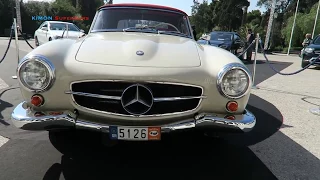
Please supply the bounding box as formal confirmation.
[18,55,55,92]
[217,63,251,99]
[304,48,314,53]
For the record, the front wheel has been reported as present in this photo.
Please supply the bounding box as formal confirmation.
[301,56,310,68]
[301,61,309,68]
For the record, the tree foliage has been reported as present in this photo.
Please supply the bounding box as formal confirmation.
[191,0,250,36]
[282,2,320,47]
[0,0,104,36]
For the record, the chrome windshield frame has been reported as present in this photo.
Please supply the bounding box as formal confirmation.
[90,6,193,39]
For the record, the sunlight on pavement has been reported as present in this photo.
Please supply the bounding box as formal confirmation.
[0,136,9,147]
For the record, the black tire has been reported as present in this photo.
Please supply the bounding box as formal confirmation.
[49,37,52,41]
[301,56,310,68]
[301,60,309,68]
[35,36,39,46]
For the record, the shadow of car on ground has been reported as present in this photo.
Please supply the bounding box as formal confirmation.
[44,94,282,180]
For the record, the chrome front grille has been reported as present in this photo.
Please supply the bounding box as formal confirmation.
[66,81,204,116]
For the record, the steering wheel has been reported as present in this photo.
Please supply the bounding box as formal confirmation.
[154,23,180,32]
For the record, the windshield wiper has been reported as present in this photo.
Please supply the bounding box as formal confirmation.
[157,31,190,38]
[123,26,156,32]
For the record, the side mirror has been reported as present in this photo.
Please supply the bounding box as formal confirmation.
[41,27,48,31]
[80,29,85,33]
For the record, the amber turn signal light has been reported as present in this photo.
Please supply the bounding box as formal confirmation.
[226,101,238,112]
[31,95,44,107]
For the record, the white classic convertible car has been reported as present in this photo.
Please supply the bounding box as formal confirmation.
[11,3,256,141]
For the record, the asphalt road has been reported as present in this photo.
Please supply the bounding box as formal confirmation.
[0,39,319,180]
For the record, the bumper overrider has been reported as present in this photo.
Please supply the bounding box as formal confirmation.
[11,102,256,133]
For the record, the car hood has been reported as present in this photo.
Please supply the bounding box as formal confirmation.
[75,32,201,67]
[209,40,231,47]
[307,44,320,49]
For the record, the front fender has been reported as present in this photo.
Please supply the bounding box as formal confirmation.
[17,38,82,109]
[196,44,252,113]
[20,38,79,64]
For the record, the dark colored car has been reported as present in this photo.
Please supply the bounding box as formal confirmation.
[197,39,208,45]
[301,35,320,68]
[204,31,246,60]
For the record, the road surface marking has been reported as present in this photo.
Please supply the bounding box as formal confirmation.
[0,137,9,147]
[0,77,9,89]
[0,77,10,147]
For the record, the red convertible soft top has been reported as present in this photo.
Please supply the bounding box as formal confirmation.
[98,3,188,15]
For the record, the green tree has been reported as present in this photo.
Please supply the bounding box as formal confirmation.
[190,0,212,34]
[281,12,304,46]
[247,10,262,26]
[213,0,250,31]
[282,2,320,47]
[190,0,250,35]
[20,1,52,35]
[0,0,15,36]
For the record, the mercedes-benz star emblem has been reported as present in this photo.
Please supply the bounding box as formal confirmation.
[121,84,153,115]
[136,50,144,56]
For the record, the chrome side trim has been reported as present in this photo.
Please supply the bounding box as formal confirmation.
[69,79,204,90]
[65,91,207,102]
[11,102,256,133]
[67,80,204,117]
[216,63,252,99]
[17,54,56,93]
[65,91,121,100]
[153,96,207,102]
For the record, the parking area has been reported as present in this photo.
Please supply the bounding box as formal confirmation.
[0,38,320,180]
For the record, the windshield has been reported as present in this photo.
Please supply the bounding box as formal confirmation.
[313,36,320,44]
[210,32,233,41]
[91,8,192,38]
[50,23,80,31]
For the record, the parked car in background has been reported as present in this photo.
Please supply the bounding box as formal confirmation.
[203,31,245,60]
[12,3,256,143]
[301,34,320,68]
[34,21,86,47]
[197,39,208,45]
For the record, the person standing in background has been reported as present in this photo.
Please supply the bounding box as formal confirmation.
[192,25,197,41]
[246,28,255,62]
[302,33,312,47]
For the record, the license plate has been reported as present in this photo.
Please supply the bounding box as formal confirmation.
[109,126,161,141]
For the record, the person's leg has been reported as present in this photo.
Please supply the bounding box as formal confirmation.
[247,47,252,62]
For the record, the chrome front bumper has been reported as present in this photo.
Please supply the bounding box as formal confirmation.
[11,102,256,133]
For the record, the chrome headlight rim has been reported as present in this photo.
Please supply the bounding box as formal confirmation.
[216,63,252,99]
[17,55,55,93]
